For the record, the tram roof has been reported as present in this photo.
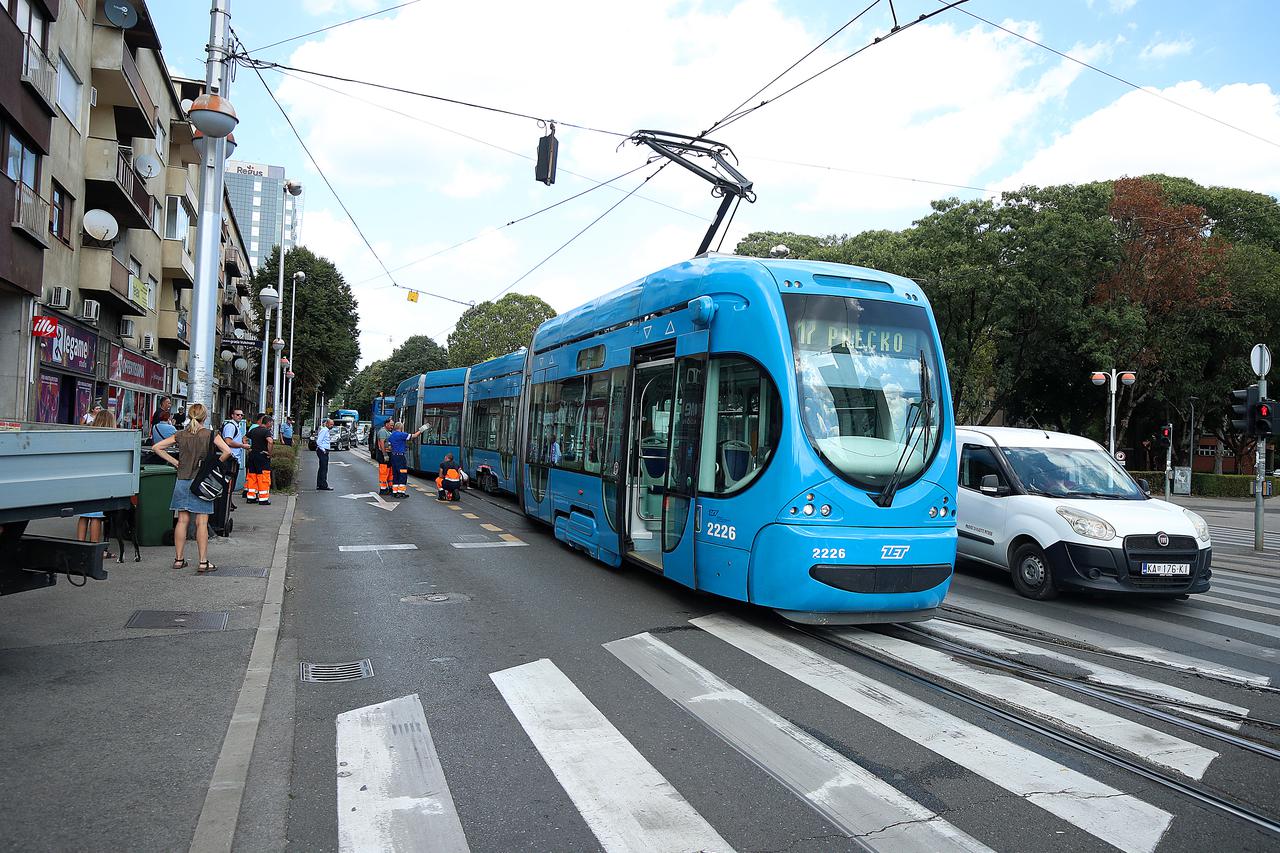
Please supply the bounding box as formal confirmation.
[531,253,921,353]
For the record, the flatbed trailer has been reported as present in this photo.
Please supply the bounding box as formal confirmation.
[0,422,141,595]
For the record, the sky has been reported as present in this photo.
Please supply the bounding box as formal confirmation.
[148,0,1280,370]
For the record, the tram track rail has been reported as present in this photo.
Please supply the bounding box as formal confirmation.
[794,623,1280,840]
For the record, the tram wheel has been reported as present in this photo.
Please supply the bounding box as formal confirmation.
[1010,542,1058,600]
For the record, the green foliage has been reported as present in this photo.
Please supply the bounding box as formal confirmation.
[270,443,296,491]
[252,246,361,416]
[335,335,448,416]
[735,174,1280,460]
[1192,473,1278,498]
[447,294,556,367]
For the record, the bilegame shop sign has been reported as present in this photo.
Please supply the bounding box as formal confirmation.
[38,320,97,374]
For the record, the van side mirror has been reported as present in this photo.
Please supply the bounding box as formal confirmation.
[1137,478,1151,495]
[980,474,1004,495]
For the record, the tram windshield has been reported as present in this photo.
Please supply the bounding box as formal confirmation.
[784,293,943,491]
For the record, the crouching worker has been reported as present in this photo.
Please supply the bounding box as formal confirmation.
[436,452,462,502]
[245,415,274,505]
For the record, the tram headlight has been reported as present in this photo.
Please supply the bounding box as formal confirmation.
[929,506,938,518]
[802,504,815,516]
[819,504,831,517]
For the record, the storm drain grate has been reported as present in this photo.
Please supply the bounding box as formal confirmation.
[195,566,268,578]
[126,610,229,630]
[300,660,375,683]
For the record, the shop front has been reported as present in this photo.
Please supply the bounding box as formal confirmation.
[36,318,99,425]
[108,344,166,432]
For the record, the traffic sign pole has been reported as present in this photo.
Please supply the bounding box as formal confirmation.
[1252,344,1271,553]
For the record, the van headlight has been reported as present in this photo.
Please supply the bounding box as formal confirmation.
[1183,509,1210,543]
[1055,507,1116,541]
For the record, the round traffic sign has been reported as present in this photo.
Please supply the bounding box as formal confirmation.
[1114,450,1126,462]
[1251,343,1272,378]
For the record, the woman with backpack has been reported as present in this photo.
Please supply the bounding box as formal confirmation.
[151,403,233,573]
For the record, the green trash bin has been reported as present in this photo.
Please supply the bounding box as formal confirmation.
[137,464,177,547]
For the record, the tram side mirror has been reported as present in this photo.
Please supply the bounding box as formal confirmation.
[979,474,1006,496]
[1137,478,1151,495]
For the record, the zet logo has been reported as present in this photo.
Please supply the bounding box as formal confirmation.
[881,545,910,560]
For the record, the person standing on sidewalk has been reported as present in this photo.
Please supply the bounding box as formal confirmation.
[221,410,247,500]
[316,418,334,491]
[387,420,410,499]
[281,417,294,447]
[245,415,275,505]
[375,419,392,496]
[152,403,233,574]
[77,409,118,558]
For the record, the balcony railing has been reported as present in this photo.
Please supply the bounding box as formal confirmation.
[114,146,154,222]
[20,35,57,112]
[12,183,51,247]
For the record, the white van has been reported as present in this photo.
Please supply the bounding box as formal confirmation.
[955,427,1212,600]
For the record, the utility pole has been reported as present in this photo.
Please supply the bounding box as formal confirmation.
[1257,372,1267,552]
[187,0,236,408]
[1090,369,1137,456]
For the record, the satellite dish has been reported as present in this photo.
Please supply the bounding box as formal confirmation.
[103,1,138,29]
[103,0,138,29]
[134,153,161,179]
[83,209,119,241]
[180,98,194,114]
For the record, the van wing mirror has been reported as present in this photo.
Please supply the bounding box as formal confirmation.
[979,474,1004,495]
[1137,478,1151,495]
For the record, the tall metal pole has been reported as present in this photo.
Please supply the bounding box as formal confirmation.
[1108,370,1118,456]
[188,0,233,408]
[1257,375,1268,552]
[257,302,271,413]
[286,271,298,418]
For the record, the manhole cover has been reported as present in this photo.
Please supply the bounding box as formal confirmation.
[400,592,473,604]
[300,660,375,683]
[195,566,268,578]
[126,610,229,630]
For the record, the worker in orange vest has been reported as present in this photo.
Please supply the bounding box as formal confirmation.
[436,452,462,502]
[245,414,274,505]
[374,419,393,496]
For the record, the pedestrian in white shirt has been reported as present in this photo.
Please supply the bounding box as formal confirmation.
[316,419,334,490]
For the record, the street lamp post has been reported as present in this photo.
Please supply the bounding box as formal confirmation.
[257,285,279,413]
[187,0,238,408]
[286,270,304,419]
[1187,396,1200,470]
[271,182,302,438]
[1090,369,1137,457]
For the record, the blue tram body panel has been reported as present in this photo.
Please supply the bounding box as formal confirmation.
[394,254,958,623]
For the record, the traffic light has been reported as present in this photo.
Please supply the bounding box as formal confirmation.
[1156,423,1172,448]
[1231,385,1260,434]
[1257,399,1276,437]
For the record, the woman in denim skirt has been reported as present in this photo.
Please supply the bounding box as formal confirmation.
[151,403,233,573]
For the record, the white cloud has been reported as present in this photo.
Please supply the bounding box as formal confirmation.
[997,81,1280,194]
[1109,0,1138,13]
[301,0,378,15]
[441,162,510,199]
[1139,38,1195,61]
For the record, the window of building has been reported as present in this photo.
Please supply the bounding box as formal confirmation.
[251,226,260,237]
[147,275,158,311]
[154,119,167,163]
[13,0,48,49]
[128,256,142,278]
[5,128,39,189]
[49,181,72,243]
[251,211,260,222]
[56,53,83,128]
[164,195,195,248]
[250,241,259,252]
[253,180,262,192]
[252,196,260,207]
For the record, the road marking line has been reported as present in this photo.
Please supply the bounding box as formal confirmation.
[1208,576,1280,596]
[920,620,1247,729]
[946,590,1272,685]
[339,544,419,552]
[605,634,993,853]
[448,505,461,511]
[1143,598,1280,638]
[1198,590,1280,619]
[462,513,479,519]
[189,497,296,853]
[499,533,522,543]
[692,613,1173,853]
[450,542,528,549]
[491,659,734,853]
[336,694,469,853]
[838,630,1218,779]
[481,523,503,532]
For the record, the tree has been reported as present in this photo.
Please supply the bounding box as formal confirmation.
[251,245,360,420]
[447,294,556,367]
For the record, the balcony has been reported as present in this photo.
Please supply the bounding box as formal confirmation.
[90,26,157,140]
[20,35,57,115]
[165,165,198,211]
[162,234,195,288]
[79,247,146,317]
[224,244,246,278]
[12,183,51,248]
[159,309,190,350]
[84,139,153,230]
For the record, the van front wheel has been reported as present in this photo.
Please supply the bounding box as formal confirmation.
[1011,543,1058,600]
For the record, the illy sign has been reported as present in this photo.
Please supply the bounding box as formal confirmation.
[32,316,58,338]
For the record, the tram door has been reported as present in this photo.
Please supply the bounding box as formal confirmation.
[625,340,707,588]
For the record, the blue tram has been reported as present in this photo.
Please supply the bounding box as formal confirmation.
[395,254,957,623]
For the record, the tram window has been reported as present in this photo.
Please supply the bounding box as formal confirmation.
[527,384,544,462]
[576,345,605,372]
[602,367,627,482]
[423,403,461,446]
[500,397,517,455]
[469,400,498,450]
[582,373,609,475]
[530,382,560,464]
[554,377,586,471]
[699,356,781,495]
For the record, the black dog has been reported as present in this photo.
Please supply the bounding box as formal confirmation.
[105,498,141,563]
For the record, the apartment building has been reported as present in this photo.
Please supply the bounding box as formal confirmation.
[224,159,304,274]
[0,0,258,426]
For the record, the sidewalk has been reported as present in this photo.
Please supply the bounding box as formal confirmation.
[0,496,291,852]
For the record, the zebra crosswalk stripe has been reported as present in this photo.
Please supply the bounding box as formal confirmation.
[838,629,1218,778]
[605,632,994,853]
[1143,598,1280,637]
[692,613,1174,853]
[490,658,734,853]
[1209,576,1280,597]
[1200,589,1280,620]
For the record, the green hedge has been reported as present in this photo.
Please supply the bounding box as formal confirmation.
[1127,470,1277,498]
[271,444,297,491]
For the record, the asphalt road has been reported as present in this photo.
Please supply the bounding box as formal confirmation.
[269,450,1280,853]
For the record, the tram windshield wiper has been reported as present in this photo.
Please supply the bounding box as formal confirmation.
[873,350,934,508]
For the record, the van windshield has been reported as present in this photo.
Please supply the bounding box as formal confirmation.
[1001,446,1145,499]
[784,293,943,490]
